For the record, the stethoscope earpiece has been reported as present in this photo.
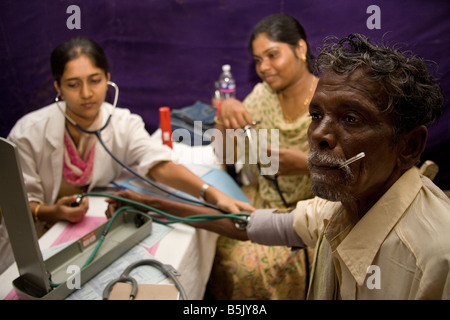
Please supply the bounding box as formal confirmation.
[55,81,119,133]
[54,79,225,214]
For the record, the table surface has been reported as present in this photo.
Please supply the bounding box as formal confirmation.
[0,193,219,300]
[0,140,226,300]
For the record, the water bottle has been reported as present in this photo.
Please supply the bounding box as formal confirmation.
[212,81,221,108]
[218,64,236,99]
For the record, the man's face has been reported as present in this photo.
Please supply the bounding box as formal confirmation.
[307,69,402,206]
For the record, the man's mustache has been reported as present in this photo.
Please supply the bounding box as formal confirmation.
[308,150,346,168]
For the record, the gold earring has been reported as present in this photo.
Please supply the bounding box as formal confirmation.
[302,56,306,62]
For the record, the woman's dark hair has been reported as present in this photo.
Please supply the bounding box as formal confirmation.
[51,37,109,85]
[316,33,444,137]
[249,14,314,73]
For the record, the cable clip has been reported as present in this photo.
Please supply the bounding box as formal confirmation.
[70,194,83,207]
[234,215,250,231]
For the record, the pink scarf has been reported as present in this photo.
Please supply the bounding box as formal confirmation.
[63,114,101,186]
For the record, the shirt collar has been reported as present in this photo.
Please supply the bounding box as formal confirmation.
[47,102,66,148]
[324,167,423,286]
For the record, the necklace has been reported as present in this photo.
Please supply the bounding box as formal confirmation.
[281,76,317,123]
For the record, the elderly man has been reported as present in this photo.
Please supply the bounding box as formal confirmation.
[107,34,449,299]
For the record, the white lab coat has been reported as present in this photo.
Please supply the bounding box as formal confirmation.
[8,102,173,205]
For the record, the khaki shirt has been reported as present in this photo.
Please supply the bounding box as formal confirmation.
[293,167,450,299]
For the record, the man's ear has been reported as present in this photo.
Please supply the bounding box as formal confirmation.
[397,125,428,169]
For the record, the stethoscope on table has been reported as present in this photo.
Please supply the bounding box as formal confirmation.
[102,259,187,300]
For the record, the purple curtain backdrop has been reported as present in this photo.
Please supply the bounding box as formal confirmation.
[1,0,449,189]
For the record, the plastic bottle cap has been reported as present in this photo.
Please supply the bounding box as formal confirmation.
[222,64,230,71]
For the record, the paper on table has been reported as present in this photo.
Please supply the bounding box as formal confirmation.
[51,216,107,247]
[44,222,174,300]
[36,216,108,261]
[46,213,173,257]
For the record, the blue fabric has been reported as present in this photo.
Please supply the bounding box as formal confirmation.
[171,101,216,146]
[171,101,216,126]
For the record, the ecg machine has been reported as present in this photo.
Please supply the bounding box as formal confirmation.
[0,137,153,300]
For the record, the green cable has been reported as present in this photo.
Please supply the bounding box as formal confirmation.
[81,205,133,268]
[49,192,250,288]
[49,205,132,288]
[84,192,251,224]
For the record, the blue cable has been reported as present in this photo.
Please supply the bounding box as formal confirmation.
[94,131,226,213]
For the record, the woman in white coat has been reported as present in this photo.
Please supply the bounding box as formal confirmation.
[7,36,253,230]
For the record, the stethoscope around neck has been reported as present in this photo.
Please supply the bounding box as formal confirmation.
[56,80,119,135]
[55,80,225,213]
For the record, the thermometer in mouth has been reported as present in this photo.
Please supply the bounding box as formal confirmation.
[339,152,365,169]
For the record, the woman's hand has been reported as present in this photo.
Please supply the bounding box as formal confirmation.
[218,98,254,129]
[204,186,255,214]
[215,195,255,214]
[53,194,89,223]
